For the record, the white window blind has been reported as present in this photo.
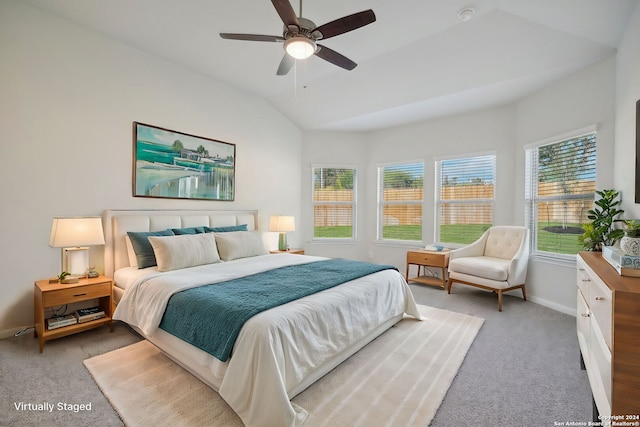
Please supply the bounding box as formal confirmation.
[525,132,597,257]
[436,154,495,244]
[312,166,357,239]
[377,162,424,241]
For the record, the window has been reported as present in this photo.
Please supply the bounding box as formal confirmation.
[312,166,357,239]
[436,154,495,244]
[525,131,597,258]
[377,162,424,242]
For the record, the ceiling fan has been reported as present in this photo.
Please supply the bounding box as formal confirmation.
[220,0,376,76]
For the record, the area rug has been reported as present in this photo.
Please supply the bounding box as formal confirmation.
[84,305,483,427]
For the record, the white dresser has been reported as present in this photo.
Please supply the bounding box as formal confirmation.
[576,252,640,419]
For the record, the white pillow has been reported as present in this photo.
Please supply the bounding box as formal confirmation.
[148,233,221,272]
[214,231,268,261]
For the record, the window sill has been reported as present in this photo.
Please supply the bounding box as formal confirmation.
[310,239,359,245]
[530,252,577,268]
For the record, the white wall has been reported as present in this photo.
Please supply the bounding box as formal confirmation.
[0,2,302,335]
[615,1,640,217]
[301,57,617,315]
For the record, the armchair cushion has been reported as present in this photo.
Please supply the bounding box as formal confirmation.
[449,256,510,282]
[484,227,528,259]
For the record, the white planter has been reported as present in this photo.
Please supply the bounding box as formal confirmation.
[620,236,640,256]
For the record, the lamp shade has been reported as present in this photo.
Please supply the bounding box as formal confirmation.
[49,217,105,248]
[269,216,295,233]
[284,37,316,59]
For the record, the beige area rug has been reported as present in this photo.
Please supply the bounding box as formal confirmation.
[84,305,483,427]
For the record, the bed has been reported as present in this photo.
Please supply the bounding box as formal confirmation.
[103,209,420,427]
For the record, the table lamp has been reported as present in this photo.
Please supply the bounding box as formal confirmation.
[269,215,295,251]
[49,217,105,277]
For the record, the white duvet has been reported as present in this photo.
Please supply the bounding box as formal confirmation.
[114,254,420,427]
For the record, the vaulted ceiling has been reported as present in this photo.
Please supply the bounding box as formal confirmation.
[26,0,639,131]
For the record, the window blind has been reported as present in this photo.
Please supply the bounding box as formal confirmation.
[312,167,356,239]
[377,162,424,241]
[436,155,495,244]
[525,132,596,257]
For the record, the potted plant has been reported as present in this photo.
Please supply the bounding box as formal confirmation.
[580,189,625,251]
[620,219,640,256]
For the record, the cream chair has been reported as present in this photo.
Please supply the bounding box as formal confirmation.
[447,226,530,312]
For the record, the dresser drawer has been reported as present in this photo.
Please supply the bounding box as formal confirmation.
[43,282,111,307]
[589,316,612,412]
[590,276,612,350]
[576,291,590,363]
[407,251,447,267]
[576,257,590,302]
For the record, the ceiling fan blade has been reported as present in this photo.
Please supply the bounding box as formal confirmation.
[315,44,357,70]
[271,0,300,28]
[276,54,294,76]
[220,33,285,42]
[314,10,376,40]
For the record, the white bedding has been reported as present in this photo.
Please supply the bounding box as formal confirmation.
[114,253,420,427]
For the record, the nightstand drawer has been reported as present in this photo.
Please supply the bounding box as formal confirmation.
[407,251,447,267]
[43,282,111,306]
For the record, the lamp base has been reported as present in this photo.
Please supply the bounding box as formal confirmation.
[63,247,90,276]
[278,233,288,251]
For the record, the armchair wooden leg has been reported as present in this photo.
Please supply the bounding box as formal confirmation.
[447,279,453,294]
[521,285,527,301]
[497,290,503,312]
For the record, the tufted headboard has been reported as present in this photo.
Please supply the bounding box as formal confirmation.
[103,209,258,279]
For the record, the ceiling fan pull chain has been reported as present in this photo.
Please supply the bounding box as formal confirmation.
[293,60,298,101]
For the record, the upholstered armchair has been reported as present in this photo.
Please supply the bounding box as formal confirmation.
[447,226,530,312]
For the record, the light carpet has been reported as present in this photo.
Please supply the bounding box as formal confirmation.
[83,305,483,427]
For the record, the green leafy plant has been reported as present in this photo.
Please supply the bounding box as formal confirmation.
[580,189,625,251]
[58,271,70,281]
[623,219,640,238]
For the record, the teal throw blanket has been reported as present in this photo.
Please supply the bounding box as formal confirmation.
[159,259,397,361]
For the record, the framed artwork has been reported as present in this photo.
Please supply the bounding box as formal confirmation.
[133,122,236,201]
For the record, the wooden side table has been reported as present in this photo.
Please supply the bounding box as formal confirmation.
[34,275,113,353]
[269,249,305,254]
[406,249,450,289]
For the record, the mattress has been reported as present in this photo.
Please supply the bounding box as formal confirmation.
[113,253,420,427]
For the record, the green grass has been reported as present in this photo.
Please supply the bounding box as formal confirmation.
[314,226,353,238]
[440,224,491,245]
[536,222,584,254]
[315,222,586,254]
[381,225,422,241]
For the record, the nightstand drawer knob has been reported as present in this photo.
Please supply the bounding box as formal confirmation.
[73,293,87,297]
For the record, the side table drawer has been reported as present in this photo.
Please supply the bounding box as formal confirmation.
[407,252,447,267]
[43,282,111,306]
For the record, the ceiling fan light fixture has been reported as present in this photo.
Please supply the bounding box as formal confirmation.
[284,36,316,59]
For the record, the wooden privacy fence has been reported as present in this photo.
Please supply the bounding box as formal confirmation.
[313,181,595,226]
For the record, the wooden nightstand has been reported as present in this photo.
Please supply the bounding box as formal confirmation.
[34,275,113,353]
[269,249,305,254]
[406,250,450,289]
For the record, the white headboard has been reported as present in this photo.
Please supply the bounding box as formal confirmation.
[103,209,259,279]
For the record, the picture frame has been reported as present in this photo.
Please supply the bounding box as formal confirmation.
[133,122,236,201]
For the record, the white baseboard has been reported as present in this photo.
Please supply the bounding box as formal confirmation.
[528,296,575,316]
[0,325,34,340]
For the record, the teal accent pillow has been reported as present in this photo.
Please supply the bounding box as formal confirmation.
[127,230,175,268]
[204,224,248,233]
[171,226,205,235]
